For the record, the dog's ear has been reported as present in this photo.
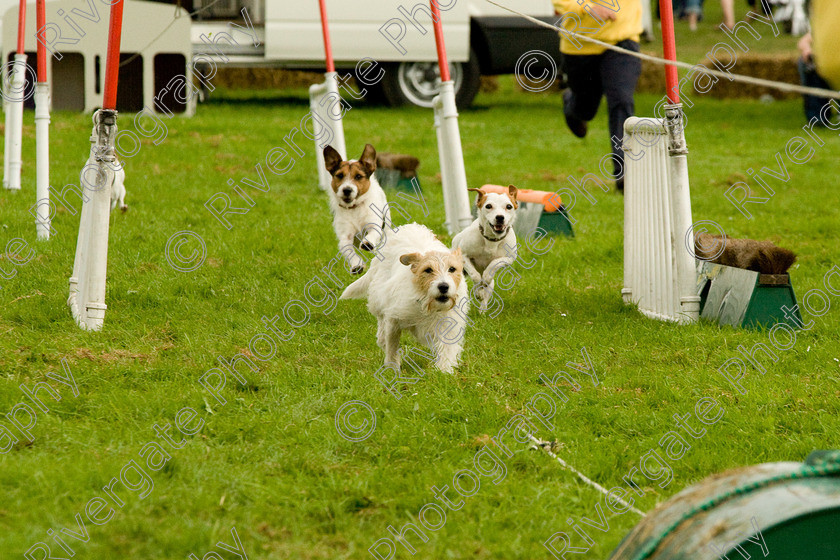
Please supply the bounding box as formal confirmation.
[507,185,519,209]
[360,144,377,175]
[400,253,421,268]
[467,188,486,207]
[323,145,343,174]
[450,247,463,262]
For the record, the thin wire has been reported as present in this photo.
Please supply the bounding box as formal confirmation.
[119,0,224,68]
[486,0,840,101]
[528,435,647,517]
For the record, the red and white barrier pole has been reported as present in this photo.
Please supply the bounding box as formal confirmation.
[69,0,124,330]
[318,0,335,74]
[4,0,28,191]
[431,1,450,83]
[658,0,699,323]
[659,0,680,104]
[311,0,346,191]
[34,0,50,239]
[430,0,471,235]
[102,0,123,112]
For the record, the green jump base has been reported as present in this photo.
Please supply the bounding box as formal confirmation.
[697,262,803,330]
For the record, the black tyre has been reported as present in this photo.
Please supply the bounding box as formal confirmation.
[381,49,481,109]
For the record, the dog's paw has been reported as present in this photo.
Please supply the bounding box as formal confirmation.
[350,265,365,275]
[120,205,128,213]
[360,240,374,252]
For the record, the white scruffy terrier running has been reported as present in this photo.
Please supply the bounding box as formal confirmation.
[341,223,470,374]
[323,143,390,274]
[110,161,127,212]
[451,185,518,312]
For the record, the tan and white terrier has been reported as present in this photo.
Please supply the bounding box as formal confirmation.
[341,223,470,374]
[451,185,519,312]
[324,143,390,274]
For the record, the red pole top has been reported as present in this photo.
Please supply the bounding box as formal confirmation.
[102,0,125,110]
[16,0,26,54]
[430,0,450,83]
[318,0,335,73]
[35,0,46,81]
[658,0,680,103]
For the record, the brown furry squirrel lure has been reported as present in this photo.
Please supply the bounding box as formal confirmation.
[694,233,797,275]
[376,153,420,178]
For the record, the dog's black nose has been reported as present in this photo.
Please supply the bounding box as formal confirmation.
[438,283,449,294]
[495,215,505,223]
[342,187,353,196]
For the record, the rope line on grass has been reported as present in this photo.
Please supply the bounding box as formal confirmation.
[528,435,647,517]
[486,0,840,101]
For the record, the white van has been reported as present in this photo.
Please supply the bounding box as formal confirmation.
[0,0,561,109]
[191,0,562,107]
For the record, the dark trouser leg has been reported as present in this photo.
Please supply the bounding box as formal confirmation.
[563,53,603,123]
[798,58,832,122]
[600,40,642,179]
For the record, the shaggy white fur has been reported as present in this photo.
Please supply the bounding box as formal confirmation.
[341,223,470,374]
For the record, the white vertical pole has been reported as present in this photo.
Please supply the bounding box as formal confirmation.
[310,72,346,191]
[68,185,91,322]
[82,110,116,331]
[34,82,50,239]
[69,122,98,323]
[3,95,10,189]
[6,54,27,191]
[665,103,700,324]
[433,96,451,229]
[82,164,111,330]
[70,112,116,331]
[325,73,346,164]
[436,81,472,236]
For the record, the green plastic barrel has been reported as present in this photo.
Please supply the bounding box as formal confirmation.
[609,451,840,560]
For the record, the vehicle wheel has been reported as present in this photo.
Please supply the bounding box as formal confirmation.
[381,49,481,109]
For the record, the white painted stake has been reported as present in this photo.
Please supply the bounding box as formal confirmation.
[69,111,116,331]
[433,81,472,236]
[5,54,27,191]
[3,95,10,189]
[82,164,112,331]
[310,72,346,191]
[665,104,700,324]
[34,82,50,239]
[68,133,97,323]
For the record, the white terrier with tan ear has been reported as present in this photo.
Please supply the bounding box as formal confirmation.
[110,163,127,212]
[451,185,518,312]
[341,223,470,374]
[323,143,390,274]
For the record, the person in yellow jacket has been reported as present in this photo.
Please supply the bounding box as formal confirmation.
[798,0,839,124]
[553,0,643,192]
[809,0,839,90]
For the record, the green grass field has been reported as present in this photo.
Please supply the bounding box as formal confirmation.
[2,74,839,560]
